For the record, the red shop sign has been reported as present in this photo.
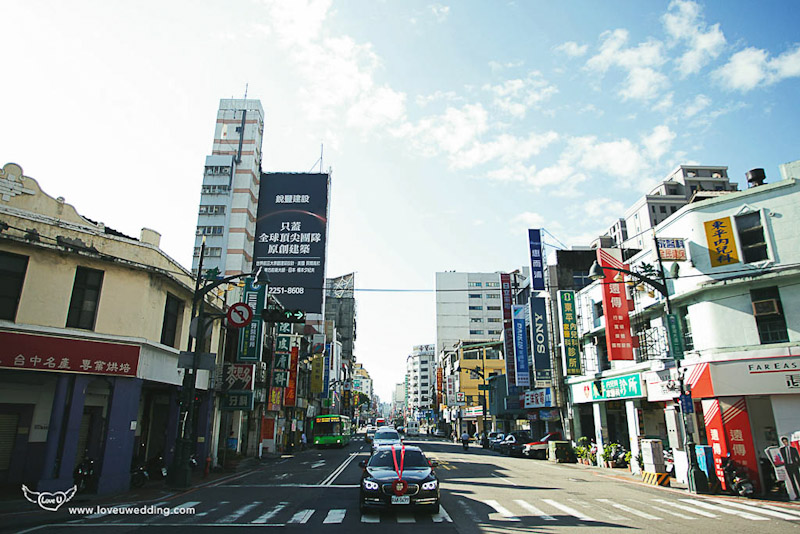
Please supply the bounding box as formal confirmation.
[0,331,140,377]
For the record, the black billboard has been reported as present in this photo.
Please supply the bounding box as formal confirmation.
[254,172,330,315]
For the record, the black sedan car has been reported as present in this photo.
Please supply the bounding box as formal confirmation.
[359,445,440,513]
[497,431,532,456]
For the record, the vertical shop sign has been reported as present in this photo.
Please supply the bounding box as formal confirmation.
[720,396,760,493]
[267,386,283,412]
[284,346,299,407]
[597,249,634,360]
[500,273,516,387]
[704,217,740,268]
[528,229,545,291]
[528,298,551,384]
[322,343,331,398]
[436,367,443,405]
[558,290,582,375]
[512,305,531,387]
[254,172,331,314]
[311,353,324,393]
[236,277,265,362]
[702,398,729,490]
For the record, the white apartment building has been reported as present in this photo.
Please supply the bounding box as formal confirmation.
[405,345,436,419]
[352,363,373,399]
[607,165,738,250]
[193,99,264,276]
[392,382,406,418]
[435,272,506,358]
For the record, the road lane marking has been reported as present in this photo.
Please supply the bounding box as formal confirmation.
[514,499,556,521]
[143,501,200,524]
[714,501,800,520]
[491,474,518,486]
[653,498,718,518]
[196,501,228,517]
[320,452,359,486]
[311,461,326,468]
[432,504,453,523]
[219,501,261,523]
[568,498,624,520]
[457,499,481,523]
[542,499,596,522]
[396,513,416,523]
[323,509,346,523]
[596,499,662,520]
[680,499,769,521]
[361,512,380,523]
[756,503,800,518]
[630,499,696,520]
[288,509,315,524]
[251,502,288,524]
[484,499,520,521]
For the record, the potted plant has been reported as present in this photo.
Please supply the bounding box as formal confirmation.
[574,446,586,464]
[602,443,620,468]
[624,451,633,471]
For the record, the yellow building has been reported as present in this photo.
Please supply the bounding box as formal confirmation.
[455,341,505,435]
[0,163,224,494]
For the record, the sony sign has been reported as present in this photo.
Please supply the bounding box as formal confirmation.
[529,297,552,384]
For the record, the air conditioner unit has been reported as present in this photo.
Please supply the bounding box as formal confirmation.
[752,299,780,316]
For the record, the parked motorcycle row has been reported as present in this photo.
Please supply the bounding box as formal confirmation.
[73,451,199,493]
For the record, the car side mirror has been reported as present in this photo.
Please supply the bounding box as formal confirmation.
[358,460,367,468]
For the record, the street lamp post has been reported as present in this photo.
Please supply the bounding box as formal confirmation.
[588,237,708,494]
[167,241,269,488]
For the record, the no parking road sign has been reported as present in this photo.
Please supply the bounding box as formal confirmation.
[227,302,254,329]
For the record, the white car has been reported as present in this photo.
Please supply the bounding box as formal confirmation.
[371,428,403,454]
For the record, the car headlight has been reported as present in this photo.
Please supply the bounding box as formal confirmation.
[421,480,437,491]
[363,479,379,491]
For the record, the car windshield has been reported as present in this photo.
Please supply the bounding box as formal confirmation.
[369,449,428,470]
[374,430,400,440]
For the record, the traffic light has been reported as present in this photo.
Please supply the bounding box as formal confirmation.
[261,308,306,323]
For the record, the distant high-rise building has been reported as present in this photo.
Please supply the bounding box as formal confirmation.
[435,271,507,358]
[405,345,436,418]
[193,99,264,276]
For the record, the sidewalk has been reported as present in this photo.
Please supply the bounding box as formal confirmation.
[569,460,800,509]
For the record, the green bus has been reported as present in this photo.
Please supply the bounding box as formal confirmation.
[312,414,352,447]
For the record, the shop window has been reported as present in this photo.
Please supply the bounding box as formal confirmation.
[0,251,28,321]
[736,211,768,263]
[572,270,591,290]
[160,293,184,348]
[751,287,788,344]
[463,351,479,360]
[66,267,104,330]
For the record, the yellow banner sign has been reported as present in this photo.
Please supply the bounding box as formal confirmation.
[704,216,740,267]
[311,354,324,394]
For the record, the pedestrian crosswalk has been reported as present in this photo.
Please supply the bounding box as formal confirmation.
[84,495,800,527]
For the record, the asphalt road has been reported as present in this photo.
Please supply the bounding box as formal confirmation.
[10,434,800,533]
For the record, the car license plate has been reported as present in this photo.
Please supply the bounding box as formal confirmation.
[391,495,410,505]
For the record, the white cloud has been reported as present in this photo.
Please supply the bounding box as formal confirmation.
[483,72,558,117]
[565,135,649,180]
[395,103,490,158]
[642,125,676,161]
[454,131,559,170]
[583,198,626,219]
[489,60,525,73]
[620,67,669,101]
[346,86,407,130]
[715,45,800,92]
[415,90,463,107]
[662,0,726,77]
[682,94,711,118]
[556,41,588,58]
[585,29,668,101]
[512,211,548,229]
[429,4,450,21]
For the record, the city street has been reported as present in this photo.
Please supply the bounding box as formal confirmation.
[10,434,800,533]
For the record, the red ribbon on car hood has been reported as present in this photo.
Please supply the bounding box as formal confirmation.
[391,444,408,496]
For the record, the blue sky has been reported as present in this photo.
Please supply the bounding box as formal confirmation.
[3,1,799,401]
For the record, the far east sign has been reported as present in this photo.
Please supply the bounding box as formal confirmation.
[254,172,330,315]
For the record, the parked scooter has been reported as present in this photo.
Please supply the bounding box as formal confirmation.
[147,454,168,479]
[663,449,675,475]
[130,459,149,488]
[722,454,754,497]
[73,453,96,493]
[461,432,470,451]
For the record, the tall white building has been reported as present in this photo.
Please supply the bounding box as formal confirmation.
[405,345,436,419]
[608,165,738,250]
[435,272,506,357]
[193,99,264,276]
